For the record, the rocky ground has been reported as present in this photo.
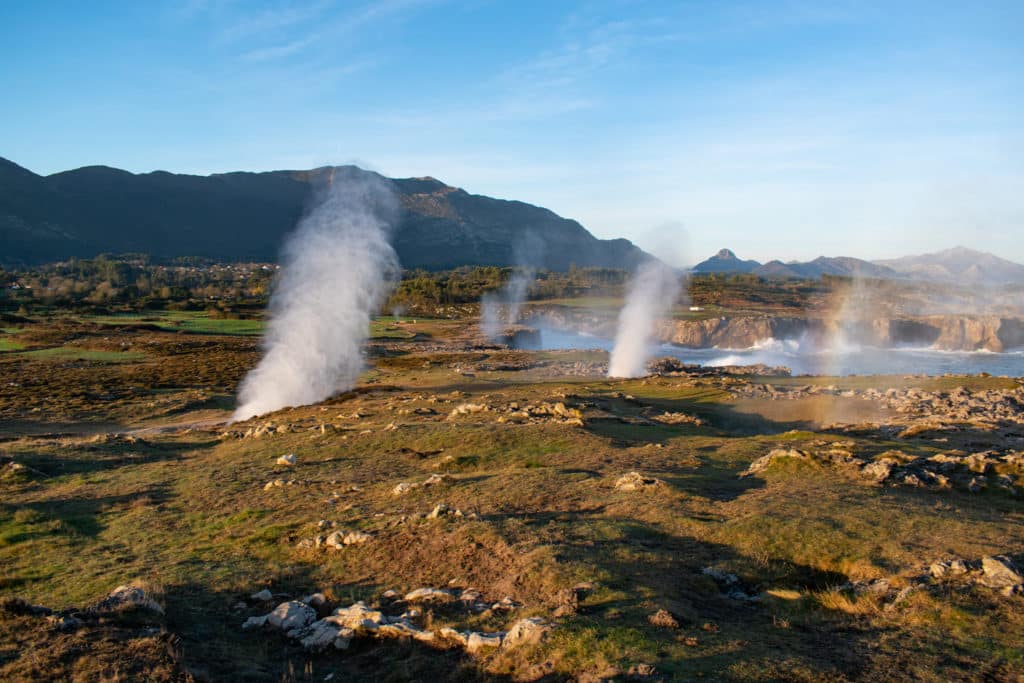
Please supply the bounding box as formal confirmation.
[1,315,1023,681]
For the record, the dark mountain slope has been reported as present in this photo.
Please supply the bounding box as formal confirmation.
[0,158,648,270]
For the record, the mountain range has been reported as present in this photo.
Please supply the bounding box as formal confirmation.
[692,247,1024,287]
[5,156,1021,285]
[0,157,647,270]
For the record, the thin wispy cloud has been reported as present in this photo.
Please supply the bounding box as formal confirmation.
[235,0,436,62]
[241,35,320,62]
[500,17,662,92]
[219,1,333,44]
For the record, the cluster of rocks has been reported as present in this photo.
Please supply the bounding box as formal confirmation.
[842,554,1024,607]
[296,524,374,551]
[648,357,791,377]
[879,386,1024,426]
[927,554,1023,597]
[527,360,607,377]
[741,447,861,478]
[732,383,848,399]
[241,589,549,657]
[472,357,542,373]
[86,432,147,447]
[732,384,1024,429]
[394,406,439,417]
[263,478,307,490]
[640,408,706,426]
[93,585,165,615]
[423,502,474,520]
[700,567,759,602]
[391,473,450,495]
[840,577,918,610]
[297,500,478,548]
[867,449,1021,493]
[614,472,665,492]
[742,446,1021,494]
[223,420,341,440]
[447,400,584,426]
[449,353,611,378]
[1,583,165,634]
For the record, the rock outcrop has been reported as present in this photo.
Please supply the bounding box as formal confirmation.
[242,595,551,656]
[533,306,1024,353]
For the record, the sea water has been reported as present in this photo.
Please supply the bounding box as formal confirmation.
[530,328,1024,377]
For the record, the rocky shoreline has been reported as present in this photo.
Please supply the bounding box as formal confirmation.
[530,307,1024,353]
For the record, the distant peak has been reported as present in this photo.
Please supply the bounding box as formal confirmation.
[716,248,738,259]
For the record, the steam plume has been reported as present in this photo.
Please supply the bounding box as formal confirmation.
[480,233,543,340]
[608,260,681,377]
[233,167,399,421]
[481,266,535,340]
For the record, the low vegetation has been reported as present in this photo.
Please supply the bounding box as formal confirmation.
[0,273,1021,681]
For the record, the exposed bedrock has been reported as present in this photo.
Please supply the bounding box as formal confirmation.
[531,307,1024,352]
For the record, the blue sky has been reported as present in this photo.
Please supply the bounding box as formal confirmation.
[2,1,1022,264]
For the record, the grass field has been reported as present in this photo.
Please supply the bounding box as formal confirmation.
[77,311,267,336]
[0,337,24,352]
[0,311,1021,682]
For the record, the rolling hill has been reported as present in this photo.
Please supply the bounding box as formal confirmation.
[690,246,1024,285]
[877,247,1024,287]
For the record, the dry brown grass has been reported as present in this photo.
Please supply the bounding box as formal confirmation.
[0,315,1022,681]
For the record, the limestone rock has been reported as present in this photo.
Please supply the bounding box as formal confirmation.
[428,503,461,519]
[980,556,1023,588]
[343,531,373,545]
[614,471,664,491]
[242,614,268,630]
[300,620,354,652]
[404,587,455,603]
[862,459,895,483]
[503,617,551,648]
[301,593,327,607]
[330,602,385,631]
[448,403,488,419]
[267,601,316,632]
[466,631,504,653]
[276,453,296,466]
[93,585,164,615]
[439,627,468,646]
[742,448,808,477]
[376,621,431,640]
[323,530,371,549]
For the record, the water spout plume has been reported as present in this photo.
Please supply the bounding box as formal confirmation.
[233,167,399,421]
[481,266,536,340]
[608,260,682,377]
